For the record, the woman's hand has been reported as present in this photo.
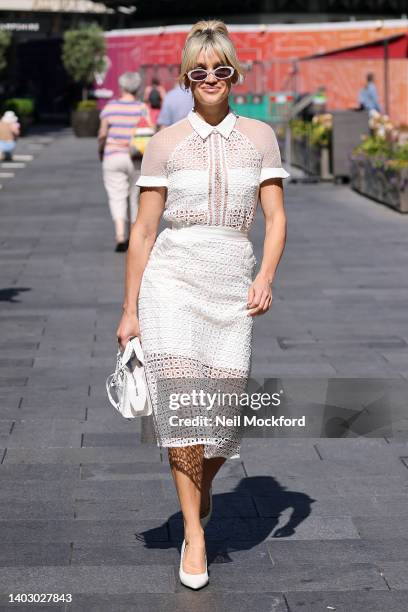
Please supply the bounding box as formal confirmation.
[116,311,141,350]
[247,274,273,317]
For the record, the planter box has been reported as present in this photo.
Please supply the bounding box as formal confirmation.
[309,145,321,177]
[291,136,308,170]
[291,136,332,179]
[350,156,408,213]
[71,108,100,137]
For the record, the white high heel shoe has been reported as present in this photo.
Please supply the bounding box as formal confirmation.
[200,485,213,528]
[179,539,209,590]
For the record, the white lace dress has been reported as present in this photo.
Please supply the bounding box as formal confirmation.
[136,109,289,459]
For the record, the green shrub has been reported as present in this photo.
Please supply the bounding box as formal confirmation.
[353,135,393,158]
[289,118,309,139]
[310,124,330,147]
[290,117,331,147]
[2,98,34,116]
[76,100,98,111]
[353,136,408,169]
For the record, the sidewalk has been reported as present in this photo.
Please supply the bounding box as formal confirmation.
[0,130,408,611]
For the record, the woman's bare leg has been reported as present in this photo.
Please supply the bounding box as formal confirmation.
[200,456,226,517]
[168,445,206,573]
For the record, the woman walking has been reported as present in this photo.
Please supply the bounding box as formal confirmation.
[116,20,289,589]
[98,71,153,252]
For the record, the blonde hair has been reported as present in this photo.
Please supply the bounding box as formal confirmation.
[178,20,245,90]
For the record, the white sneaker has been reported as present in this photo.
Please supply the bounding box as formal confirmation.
[179,539,209,590]
[200,485,213,528]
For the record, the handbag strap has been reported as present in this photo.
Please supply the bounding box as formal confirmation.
[129,336,145,365]
[106,371,120,410]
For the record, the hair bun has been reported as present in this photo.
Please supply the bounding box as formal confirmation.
[186,20,229,42]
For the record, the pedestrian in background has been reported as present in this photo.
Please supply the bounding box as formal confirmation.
[0,111,20,161]
[359,73,381,113]
[156,78,194,130]
[98,72,152,252]
[143,77,166,127]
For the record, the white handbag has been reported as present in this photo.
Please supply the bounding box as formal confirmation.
[106,336,152,419]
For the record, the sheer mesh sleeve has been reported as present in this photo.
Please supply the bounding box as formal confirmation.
[260,124,290,183]
[136,131,168,188]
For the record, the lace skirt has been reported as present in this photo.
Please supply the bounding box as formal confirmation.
[138,224,256,459]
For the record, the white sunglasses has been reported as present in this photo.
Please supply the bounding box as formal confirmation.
[187,65,235,82]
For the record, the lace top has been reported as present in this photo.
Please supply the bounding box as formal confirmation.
[136,109,289,232]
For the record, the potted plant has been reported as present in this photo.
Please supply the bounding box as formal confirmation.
[62,24,106,137]
[311,114,333,180]
[71,99,100,138]
[289,118,309,169]
[289,116,333,179]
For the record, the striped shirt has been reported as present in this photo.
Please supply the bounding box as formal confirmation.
[100,99,151,157]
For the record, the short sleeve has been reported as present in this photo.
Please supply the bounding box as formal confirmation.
[99,101,113,120]
[135,131,168,188]
[260,124,290,183]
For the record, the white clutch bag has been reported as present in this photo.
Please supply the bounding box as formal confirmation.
[106,336,152,419]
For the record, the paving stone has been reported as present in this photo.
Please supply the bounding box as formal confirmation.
[241,439,319,461]
[80,462,169,481]
[333,475,408,496]
[81,433,143,447]
[0,421,13,436]
[0,377,28,387]
[169,515,358,541]
[4,446,162,464]
[315,437,389,460]
[0,543,71,567]
[7,421,82,449]
[71,543,179,566]
[0,500,74,520]
[243,457,408,478]
[353,517,408,540]
[267,538,408,564]
[209,474,339,499]
[72,540,274,568]
[252,493,347,518]
[0,481,76,503]
[189,562,385,593]
[0,603,64,611]
[379,561,408,589]
[1,404,86,420]
[0,519,169,544]
[64,592,288,612]
[0,464,79,481]
[18,390,89,412]
[73,479,179,503]
[79,418,143,435]
[75,490,258,522]
[285,589,408,611]
[0,565,175,594]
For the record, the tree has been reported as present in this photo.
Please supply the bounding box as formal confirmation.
[0,31,11,74]
[62,24,106,101]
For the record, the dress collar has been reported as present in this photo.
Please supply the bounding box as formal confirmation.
[187,109,237,140]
